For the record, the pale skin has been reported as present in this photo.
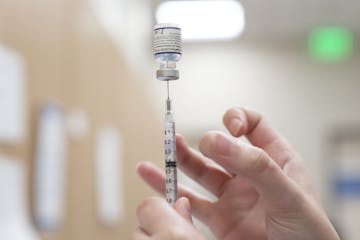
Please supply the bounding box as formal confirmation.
[131,107,340,240]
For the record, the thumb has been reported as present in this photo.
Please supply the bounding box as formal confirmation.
[174,197,193,223]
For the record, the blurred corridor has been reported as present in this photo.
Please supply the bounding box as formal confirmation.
[0,0,360,239]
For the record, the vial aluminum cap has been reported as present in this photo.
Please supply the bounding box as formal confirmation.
[156,69,179,81]
[154,23,182,56]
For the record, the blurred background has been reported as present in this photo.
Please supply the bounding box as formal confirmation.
[0,0,360,239]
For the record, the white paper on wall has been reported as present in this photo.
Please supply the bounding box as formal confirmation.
[0,156,39,240]
[95,125,124,226]
[0,45,26,144]
[34,104,67,232]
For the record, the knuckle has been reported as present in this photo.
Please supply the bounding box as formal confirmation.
[136,197,158,218]
[248,147,272,175]
[223,107,241,123]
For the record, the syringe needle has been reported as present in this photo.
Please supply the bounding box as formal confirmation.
[166,81,171,114]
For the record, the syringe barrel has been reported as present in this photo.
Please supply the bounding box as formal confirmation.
[165,164,177,204]
[164,112,177,204]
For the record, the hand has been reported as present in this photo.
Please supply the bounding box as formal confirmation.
[131,196,206,240]
[135,107,340,240]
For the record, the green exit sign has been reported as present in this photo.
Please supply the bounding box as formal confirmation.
[308,27,353,63]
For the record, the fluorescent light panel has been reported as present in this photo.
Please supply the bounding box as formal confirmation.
[156,0,245,41]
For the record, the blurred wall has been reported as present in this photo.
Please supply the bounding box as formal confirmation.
[0,0,163,239]
[1,0,360,239]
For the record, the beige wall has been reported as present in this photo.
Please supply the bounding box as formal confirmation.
[0,0,162,239]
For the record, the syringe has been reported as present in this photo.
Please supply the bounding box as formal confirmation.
[164,96,177,204]
[153,23,182,205]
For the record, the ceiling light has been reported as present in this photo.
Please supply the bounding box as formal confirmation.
[156,0,245,42]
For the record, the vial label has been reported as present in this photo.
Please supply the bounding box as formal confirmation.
[154,26,182,55]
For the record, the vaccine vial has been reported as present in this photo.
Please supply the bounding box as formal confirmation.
[154,23,182,81]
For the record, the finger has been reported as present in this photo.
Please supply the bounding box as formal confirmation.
[223,107,298,168]
[223,107,318,200]
[136,162,213,223]
[177,135,232,197]
[199,131,302,208]
[130,227,150,240]
[137,197,205,239]
[174,197,193,223]
[137,197,181,235]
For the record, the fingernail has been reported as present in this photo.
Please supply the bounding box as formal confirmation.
[178,197,190,211]
[215,133,234,157]
[200,132,215,156]
[135,162,142,172]
[229,118,242,135]
[178,197,190,213]
[136,162,152,172]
